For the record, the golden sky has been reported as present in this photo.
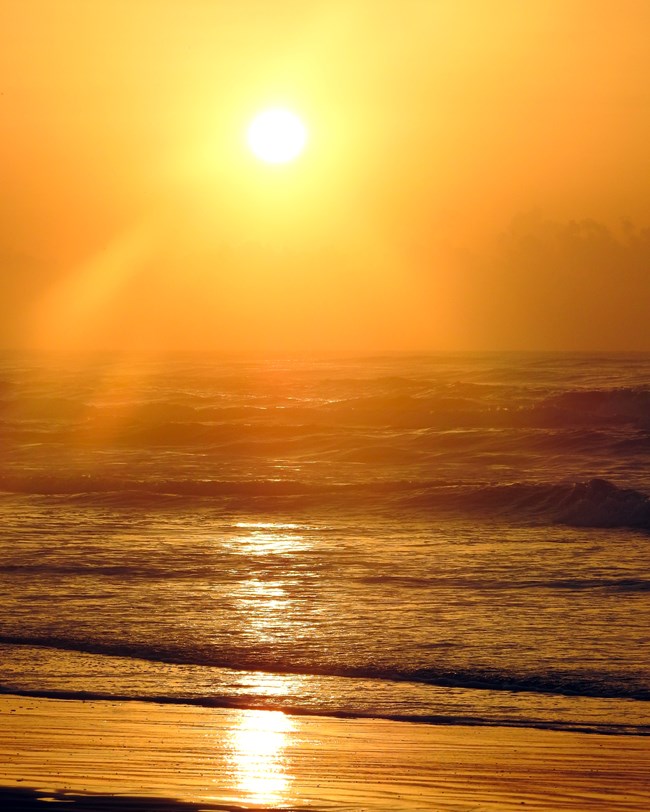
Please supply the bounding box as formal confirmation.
[1,0,649,353]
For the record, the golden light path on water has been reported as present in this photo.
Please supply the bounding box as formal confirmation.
[232,521,307,556]
[225,709,295,805]
[224,521,312,646]
[212,522,304,804]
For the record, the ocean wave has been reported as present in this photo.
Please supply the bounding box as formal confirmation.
[2,385,650,440]
[358,574,650,593]
[402,478,650,529]
[0,563,182,578]
[540,388,650,428]
[2,475,648,529]
[1,635,648,702]
[4,561,648,596]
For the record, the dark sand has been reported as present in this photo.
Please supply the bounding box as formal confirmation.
[1,694,649,810]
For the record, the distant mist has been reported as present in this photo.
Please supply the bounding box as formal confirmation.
[460,214,650,351]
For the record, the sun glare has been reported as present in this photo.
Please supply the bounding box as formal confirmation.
[246,108,307,164]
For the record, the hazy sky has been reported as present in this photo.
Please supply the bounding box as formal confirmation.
[2,0,649,353]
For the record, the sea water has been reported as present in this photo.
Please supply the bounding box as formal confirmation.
[1,352,649,735]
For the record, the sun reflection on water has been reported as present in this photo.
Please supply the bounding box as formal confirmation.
[237,670,304,698]
[234,522,302,530]
[214,523,306,804]
[231,522,307,557]
[226,709,294,806]
[219,521,315,649]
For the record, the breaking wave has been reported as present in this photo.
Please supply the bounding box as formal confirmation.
[1,475,649,529]
[1,634,648,703]
[2,385,650,436]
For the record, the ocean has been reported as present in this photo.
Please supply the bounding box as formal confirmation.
[1,352,649,737]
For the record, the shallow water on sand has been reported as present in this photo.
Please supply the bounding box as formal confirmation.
[2,696,650,811]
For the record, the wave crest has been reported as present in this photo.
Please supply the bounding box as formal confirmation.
[2,474,649,529]
[1,635,648,702]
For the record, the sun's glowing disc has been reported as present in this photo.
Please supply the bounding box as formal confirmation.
[246,108,307,164]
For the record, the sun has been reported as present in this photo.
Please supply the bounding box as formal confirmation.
[246,108,308,164]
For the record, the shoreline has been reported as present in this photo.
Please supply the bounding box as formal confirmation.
[1,693,649,810]
[1,684,648,738]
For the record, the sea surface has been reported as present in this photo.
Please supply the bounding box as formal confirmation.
[1,352,649,736]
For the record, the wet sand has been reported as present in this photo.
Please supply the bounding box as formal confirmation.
[1,694,649,811]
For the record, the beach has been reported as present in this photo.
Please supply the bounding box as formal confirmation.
[1,694,649,811]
